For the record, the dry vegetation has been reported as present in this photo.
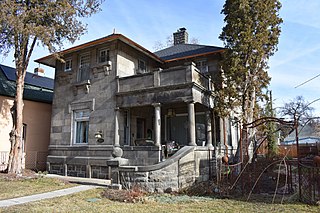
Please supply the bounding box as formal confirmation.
[0,170,75,200]
[2,188,319,213]
[0,170,319,212]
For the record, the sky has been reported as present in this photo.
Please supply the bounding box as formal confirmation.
[1,0,320,116]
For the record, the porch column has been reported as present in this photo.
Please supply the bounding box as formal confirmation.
[114,107,120,147]
[153,103,161,147]
[188,101,197,146]
[206,111,213,149]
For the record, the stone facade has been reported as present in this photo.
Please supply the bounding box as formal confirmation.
[119,147,215,192]
[36,32,240,192]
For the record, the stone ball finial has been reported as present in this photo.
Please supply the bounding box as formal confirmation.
[112,146,123,158]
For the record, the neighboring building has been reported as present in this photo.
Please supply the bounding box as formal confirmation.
[36,28,240,191]
[0,64,53,171]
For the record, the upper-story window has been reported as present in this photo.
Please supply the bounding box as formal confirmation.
[98,49,109,63]
[196,60,208,73]
[78,53,90,81]
[137,59,146,74]
[64,58,72,72]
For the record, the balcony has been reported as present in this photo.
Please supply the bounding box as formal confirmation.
[117,63,213,93]
[116,63,214,107]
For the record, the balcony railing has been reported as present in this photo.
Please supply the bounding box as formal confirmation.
[117,63,213,93]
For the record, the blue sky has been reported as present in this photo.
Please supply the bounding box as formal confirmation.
[1,0,320,115]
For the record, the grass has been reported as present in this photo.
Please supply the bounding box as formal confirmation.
[2,188,319,213]
[0,176,76,200]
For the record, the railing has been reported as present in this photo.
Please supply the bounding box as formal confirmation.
[0,151,9,171]
[117,63,213,93]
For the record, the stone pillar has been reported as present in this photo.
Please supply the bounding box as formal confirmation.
[206,111,214,149]
[188,101,197,146]
[112,107,123,159]
[114,107,120,147]
[153,103,161,147]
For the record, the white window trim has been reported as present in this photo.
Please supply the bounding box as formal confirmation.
[64,58,72,72]
[72,110,90,145]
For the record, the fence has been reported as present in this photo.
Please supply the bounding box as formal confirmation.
[0,151,9,171]
[217,158,320,204]
[279,143,319,158]
[0,151,48,172]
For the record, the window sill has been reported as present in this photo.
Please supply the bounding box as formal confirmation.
[72,80,91,95]
[72,143,89,147]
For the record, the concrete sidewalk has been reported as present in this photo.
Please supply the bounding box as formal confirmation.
[0,185,98,208]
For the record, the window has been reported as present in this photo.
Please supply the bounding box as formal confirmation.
[98,49,109,63]
[73,110,90,144]
[64,58,72,72]
[137,59,146,74]
[22,123,27,152]
[196,60,208,73]
[79,54,90,81]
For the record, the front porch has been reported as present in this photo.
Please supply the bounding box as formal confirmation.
[114,63,221,166]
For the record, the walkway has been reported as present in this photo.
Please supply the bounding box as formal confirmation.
[0,185,98,208]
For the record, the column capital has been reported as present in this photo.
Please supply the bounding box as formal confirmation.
[184,100,195,104]
[115,107,120,111]
[152,103,161,107]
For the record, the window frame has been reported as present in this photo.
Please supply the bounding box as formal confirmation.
[98,49,110,64]
[73,110,90,145]
[64,58,72,72]
[78,53,90,81]
[137,59,146,74]
[195,60,208,73]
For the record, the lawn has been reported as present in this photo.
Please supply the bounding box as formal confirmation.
[0,175,76,200]
[2,188,319,213]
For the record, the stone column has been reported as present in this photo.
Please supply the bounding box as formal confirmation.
[206,111,214,149]
[112,107,123,159]
[153,103,161,147]
[114,107,120,147]
[188,101,197,146]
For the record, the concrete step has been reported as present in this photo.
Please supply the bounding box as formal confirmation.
[44,174,114,187]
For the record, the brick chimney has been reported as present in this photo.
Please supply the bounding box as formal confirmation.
[173,27,188,45]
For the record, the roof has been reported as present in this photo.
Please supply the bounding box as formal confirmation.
[0,64,54,103]
[35,34,164,67]
[154,44,224,61]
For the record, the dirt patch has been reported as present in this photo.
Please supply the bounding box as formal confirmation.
[0,169,38,181]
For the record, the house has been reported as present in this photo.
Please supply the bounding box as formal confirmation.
[0,64,54,171]
[36,28,240,191]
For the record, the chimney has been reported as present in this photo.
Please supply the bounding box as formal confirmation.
[34,67,45,76]
[173,27,188,45]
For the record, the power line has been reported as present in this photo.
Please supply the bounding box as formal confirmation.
[295,73,320,88]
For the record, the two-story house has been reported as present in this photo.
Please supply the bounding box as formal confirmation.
[36,28,239,190]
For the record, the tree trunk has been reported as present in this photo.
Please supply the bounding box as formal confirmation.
[7,70,25,174]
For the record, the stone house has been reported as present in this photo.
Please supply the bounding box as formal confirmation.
[0,64,53,171]
[36,28,240,191]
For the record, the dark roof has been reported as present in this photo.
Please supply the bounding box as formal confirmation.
[154,44,224,61]
[0,64,54,90]
[0,64,54,104]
